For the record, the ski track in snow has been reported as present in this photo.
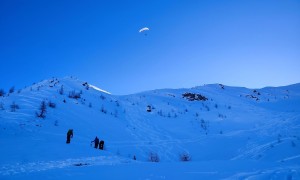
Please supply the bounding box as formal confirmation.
[0,156,130,176]
[222,166,300,180]
[125,110,189,161]
[231,113,300,161]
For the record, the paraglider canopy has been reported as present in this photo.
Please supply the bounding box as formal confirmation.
[139,27,150,36]
[139,27,149,33]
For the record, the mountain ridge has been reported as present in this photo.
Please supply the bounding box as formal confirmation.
[0,76,299,179]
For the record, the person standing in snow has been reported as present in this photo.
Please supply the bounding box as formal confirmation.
[66,129,73,144]
[91,136,100,149]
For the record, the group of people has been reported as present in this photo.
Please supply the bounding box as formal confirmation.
[91,136,105,150]
[66,129,105,150]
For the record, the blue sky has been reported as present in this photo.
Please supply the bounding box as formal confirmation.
[0,0,299,95]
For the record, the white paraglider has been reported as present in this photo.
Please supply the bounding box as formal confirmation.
[139,27,149,35]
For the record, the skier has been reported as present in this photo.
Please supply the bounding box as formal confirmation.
[66,129,73,144]
[91,136,100,149]
[99,140,104,150]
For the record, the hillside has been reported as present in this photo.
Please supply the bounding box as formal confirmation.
[0,77,300,179]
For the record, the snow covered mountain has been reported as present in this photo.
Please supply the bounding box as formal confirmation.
[0,77,299,179]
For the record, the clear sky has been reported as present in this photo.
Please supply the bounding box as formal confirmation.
[1,0,299,95]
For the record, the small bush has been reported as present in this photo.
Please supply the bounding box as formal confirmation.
[180,152,191,161]
[291,141,296,147]
[54,120,59,126]
[101,105,107,114]
[68,90,81,99]
[59,85,64,95]
[48,101,56,108]
[10,102,20,112]
[9,86,15,93]
[100,94,106,100]
[149,152,160,162]
[204,105,210,111]
[200,119,209,134]
[0,102,4,110]
[0,89,5,97]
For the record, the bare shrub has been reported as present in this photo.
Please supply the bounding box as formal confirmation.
[10,102,20,112]
[0,89,5,97]
[9,86,15,93]
[48,101,56,108]
[59,85,64,95]
[149,152,160,162]
[0,102,4,110]
[68,90,81,99]
[180,152,191,161]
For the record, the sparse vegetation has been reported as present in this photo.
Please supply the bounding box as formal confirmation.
[101,105,107,114]
[54,120,59,126]
[115,101,120,107]
[291,141,296,147]
[114,110,118,118]
[200,119,209,133]
[204,105,210,111]
[149,152,160,162]
[59,85,64,95]
[0,89,5,97]
[100,94,106,100]
[0,102,4,110]
[157,110,163,116]
[218,113,226,119]
[36,101,47,119]
[48,101,56,108]
[10,102,20,112]
[9,86,15,93]
[219,84,225,89]
[277,134,282,143]
[180,152,191,161]
[68,90,81,99]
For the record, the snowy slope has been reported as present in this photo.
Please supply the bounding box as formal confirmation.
[0,77,299,179]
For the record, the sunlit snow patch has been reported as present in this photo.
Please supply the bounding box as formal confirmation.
[89,84,111,94]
